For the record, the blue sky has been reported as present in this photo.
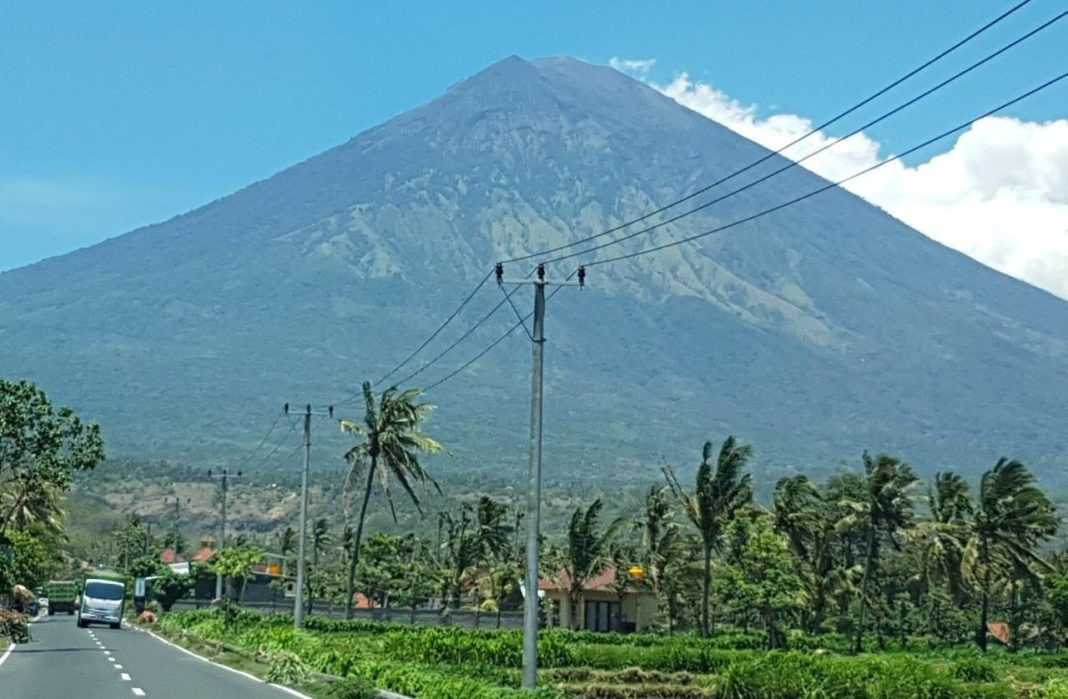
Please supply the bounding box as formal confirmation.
[2,0,1065,272]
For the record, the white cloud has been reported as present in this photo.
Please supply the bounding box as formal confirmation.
[609,57,656,78]
[654,72,1068,299]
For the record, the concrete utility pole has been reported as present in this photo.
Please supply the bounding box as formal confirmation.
[498,262,583,691]
[165,496,189,558]
[208,468,241,599]
[285,402,333,629]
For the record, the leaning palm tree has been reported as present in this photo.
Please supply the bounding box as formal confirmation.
[909,472,971,606]
[663,436,752,637]
[841,452,918,654]
[964,458,1057,651]
[560,498,624,630]
[639,484,679,600]
[340,381,443,618]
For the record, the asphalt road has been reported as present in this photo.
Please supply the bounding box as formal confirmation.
[1,613,300,699]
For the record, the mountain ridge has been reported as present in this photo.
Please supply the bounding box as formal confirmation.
[2,55,1067,485]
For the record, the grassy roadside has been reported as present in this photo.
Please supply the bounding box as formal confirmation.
[138,618,373,699]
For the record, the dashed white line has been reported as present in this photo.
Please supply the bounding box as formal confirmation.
[0,642,14,669]
[114,663,123,669]
[121,672,131,681]
[132,689,146,697]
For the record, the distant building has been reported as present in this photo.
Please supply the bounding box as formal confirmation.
[539,566,656,633]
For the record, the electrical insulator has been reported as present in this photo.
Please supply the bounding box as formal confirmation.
[536,264,545,281]
[578,266,586,288]
[495,262,504,285]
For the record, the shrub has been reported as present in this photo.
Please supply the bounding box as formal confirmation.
[321,677,377,699]
[951,657,998,683]
[265,650,310,686]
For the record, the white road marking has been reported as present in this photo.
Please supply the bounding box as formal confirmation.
[132,689,146,697]
[0,642,14,669]
[121,672,131,681]
[114,664,123,669]
[135,627,313,698]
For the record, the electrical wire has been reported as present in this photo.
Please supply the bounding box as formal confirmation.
[231,410,285,471]
[496,0,1034,266]
[579,72,1068,269]
[392,283,525,388]
[424,278,571,393]
[536,10,1067,268]
[371,268,496,389]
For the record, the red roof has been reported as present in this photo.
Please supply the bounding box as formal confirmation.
[160,548,184,564]
[190,546,217,563]
[988,623,1010,645]
[539,567,622,593]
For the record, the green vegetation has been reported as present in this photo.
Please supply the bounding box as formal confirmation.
[159,606,1068,698]
[1,379,104,616]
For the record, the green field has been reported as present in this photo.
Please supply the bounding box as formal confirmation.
[157,608,1068,699]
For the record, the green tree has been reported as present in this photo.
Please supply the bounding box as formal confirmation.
[910,472,971,606]
[559,498,623,630]
[718,514,807,649]
[840,452,918,654]
[0,379,104,537]
[664,436,753,637]
[340,382,442,619]
[153,566,195,612]
[965,458,1057,651]
[211,545,263,602]
[0,530,55,593]
[306,518,332,614]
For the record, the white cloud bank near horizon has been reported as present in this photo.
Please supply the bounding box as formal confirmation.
[611,58,1068,300]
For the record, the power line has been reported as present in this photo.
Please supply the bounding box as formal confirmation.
[496,0,1034,266]
[424,282,569,393]
[369,268,495,390]
[536,10,1067,268]
[579,72,1068,269]
[391,283,525,388]
[335,0,1032,404]
[232,410,286,471]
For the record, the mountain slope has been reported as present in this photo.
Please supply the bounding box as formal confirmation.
[2,56,1067,484]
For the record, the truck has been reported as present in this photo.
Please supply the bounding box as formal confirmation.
[77,569,126,629]
[42,580,79,615]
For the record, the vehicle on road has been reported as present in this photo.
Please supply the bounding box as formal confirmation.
[43,580,78,615]
[77,570,125,629]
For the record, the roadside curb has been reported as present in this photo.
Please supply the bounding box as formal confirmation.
[132,624,314,699]
[138,623,413,699]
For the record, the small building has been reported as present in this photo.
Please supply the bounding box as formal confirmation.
[539,566,657,633]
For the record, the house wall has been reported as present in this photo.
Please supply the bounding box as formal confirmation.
[543,590,657,632]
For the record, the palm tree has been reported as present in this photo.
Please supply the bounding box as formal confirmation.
[909,472,971,606]
[639,484,678,599]
[664,436,753,637]
[306,518,332,614]
[560,498,624,630]
[841,452,918,654]
[340,382,443,618]
[965,458,1057,651]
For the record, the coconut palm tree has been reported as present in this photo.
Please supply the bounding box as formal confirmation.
[560,498,624,630]
[841,452,918,654]
[909,472,971,606]
[964,458,1057,651]
[664,436,753,637]
[340,382,443,618]
[305,518,333,614]
[639,484,678,599]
